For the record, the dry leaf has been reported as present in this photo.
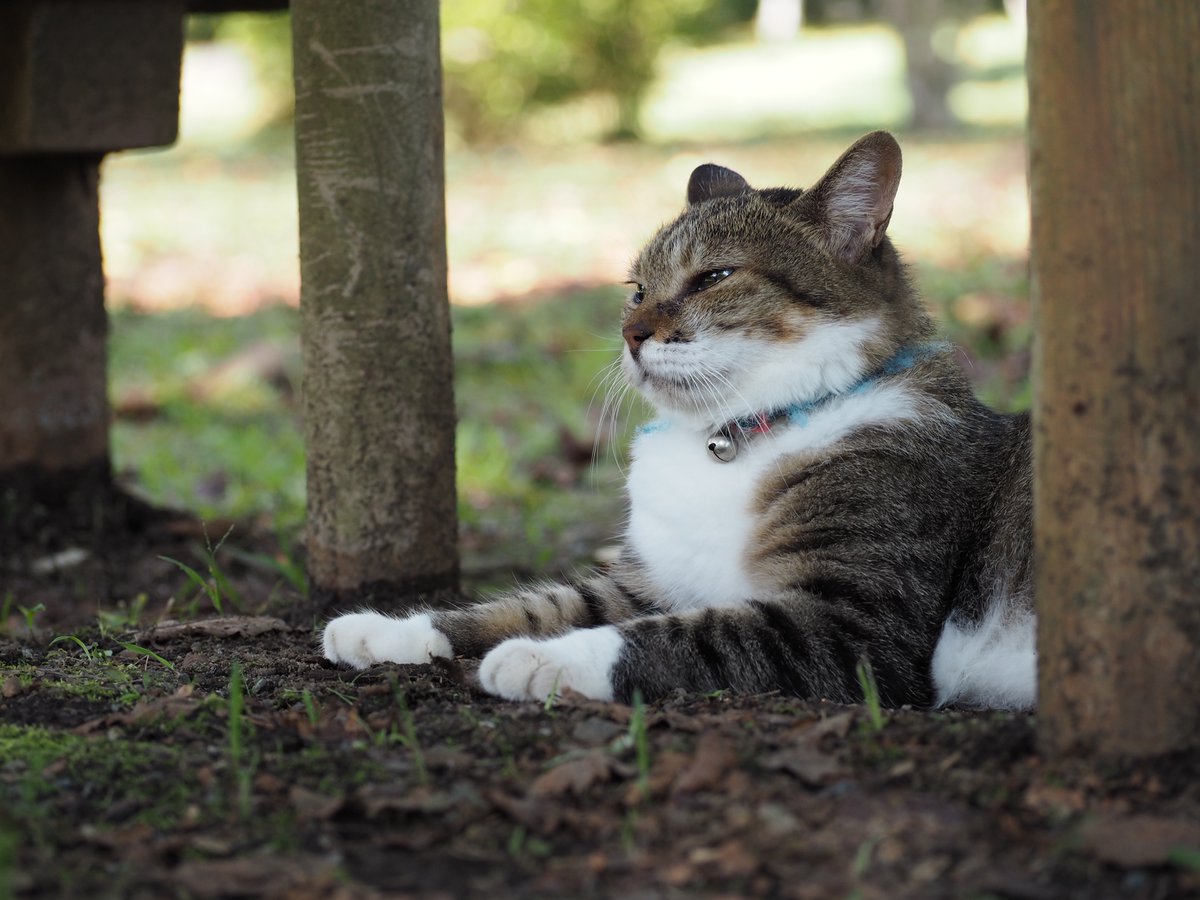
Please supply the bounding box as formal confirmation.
[357,785,454,818]
[73,685,199,734]
[288,786,344,822]
[487,790,565,833]
[171,855,337,898]
[530,752,614,797]
[1080,814,1200,868]
[760,745,844,786]
[674,733,736,795]
[806,711,855,742]
[136,616,291,643]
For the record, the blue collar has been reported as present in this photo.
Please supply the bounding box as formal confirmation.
[638,341,949,438]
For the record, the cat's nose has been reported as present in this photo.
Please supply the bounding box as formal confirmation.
[622,322,654,354]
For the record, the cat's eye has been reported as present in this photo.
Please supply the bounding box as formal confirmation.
[692,268,735,292]
[631,284,646,305]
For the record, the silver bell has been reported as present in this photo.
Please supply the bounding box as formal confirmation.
[706,432,737,463]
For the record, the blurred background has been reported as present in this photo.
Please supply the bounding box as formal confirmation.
[103,0,1031,586]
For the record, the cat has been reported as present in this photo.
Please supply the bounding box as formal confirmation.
[323,131,1036,711]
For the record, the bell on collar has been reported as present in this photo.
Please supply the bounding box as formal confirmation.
[706,431,737,463]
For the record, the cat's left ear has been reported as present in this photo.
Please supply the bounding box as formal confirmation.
[800,131,902,262]
[687,164,751,205]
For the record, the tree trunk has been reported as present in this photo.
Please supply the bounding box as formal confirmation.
[292,0,459,608]
[1030,3,1200,758]
[879,0,959,130]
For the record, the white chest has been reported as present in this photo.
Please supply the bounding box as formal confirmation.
[624,382,926,612]
[626,425,767,611]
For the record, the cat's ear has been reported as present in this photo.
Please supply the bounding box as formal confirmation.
[687,164,751,206]
[801,131,902,262]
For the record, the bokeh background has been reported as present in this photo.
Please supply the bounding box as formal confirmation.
[103,0,1031,586]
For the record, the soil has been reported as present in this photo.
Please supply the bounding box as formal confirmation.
[3,511,1200,899]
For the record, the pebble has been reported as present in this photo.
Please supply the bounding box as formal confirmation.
[2,675,22,698]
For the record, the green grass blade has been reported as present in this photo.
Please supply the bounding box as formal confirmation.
[116,642,176,671]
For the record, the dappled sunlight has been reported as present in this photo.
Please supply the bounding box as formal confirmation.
[100,14,1028,315]
[643,26,910,142]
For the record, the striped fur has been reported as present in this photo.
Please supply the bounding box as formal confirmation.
[322,132,1035,710]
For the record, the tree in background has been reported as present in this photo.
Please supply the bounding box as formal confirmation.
[441,0,710,141]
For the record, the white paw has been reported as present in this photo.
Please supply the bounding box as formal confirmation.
[322,611,452,669]
[479,626,623,702]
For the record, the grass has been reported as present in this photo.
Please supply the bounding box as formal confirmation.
[228,663,253,818]
[389,680,429,787]
[856,659,886,733]
[157,524,241,616]
[627,690,652,801]
[0,724,197,832]
[115,642,177,671]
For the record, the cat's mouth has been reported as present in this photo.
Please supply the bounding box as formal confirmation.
[624,348,745,422]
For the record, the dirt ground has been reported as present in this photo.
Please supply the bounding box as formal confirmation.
[3,513,1200,899]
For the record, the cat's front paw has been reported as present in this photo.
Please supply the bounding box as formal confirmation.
[322,611,452,669]
[479,626,624,702]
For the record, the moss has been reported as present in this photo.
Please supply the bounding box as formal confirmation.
[0,724,196,829]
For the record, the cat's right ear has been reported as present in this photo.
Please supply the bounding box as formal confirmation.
[687,164,751,206]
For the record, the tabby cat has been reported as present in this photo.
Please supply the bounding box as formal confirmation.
[323,131,1036,710]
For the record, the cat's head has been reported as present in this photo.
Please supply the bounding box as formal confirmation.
[622,131,933,427]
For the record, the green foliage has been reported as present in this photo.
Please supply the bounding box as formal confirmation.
[115,643,177,672]
[48,635,94,662]
[1169,847,1200,872]
[856,658,885,733]
[389,680,429,787]
[0,816,14,900]
[158,525,241,616]
[228,663,253,818]
[0,724,196,832]
[188,12,294,126]
[16,603,44,633]
[442,0,709,141]
[627,690,651,799]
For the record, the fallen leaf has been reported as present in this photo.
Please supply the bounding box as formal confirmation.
[530,752,614,797]
[571,717,623,745]
[1023,782,1087,816]
[689,839,760,877]
[356,785,454,818]
[674,733,737,795]
[487,790,565,834]
[806,711,855,742]
[288,786,344,822]
[1080,814,1200,868]
[254,772,287,794]
[170,855,337,898]
[135,616,291,643]
[759,745,844,786]
[73,685,199,734]
[624,750,691,805]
